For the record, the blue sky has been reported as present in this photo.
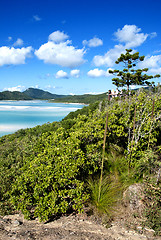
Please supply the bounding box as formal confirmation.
[0,0,161,95]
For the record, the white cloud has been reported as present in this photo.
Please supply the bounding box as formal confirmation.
[48,31,69,43]
[149,32,157,39]
[82,40,88,45]
[93,44,125,67]
[31,85,40,89]
[55,70,68,79]
[153,50,161,54]
[149,68,161,75]
[45,85,56,90]
[0,46,32,66]
[85,91,104,95]
[13,38,24,47]
[33,15,41,21]
[87,68,113,78]
[88,68,105,77]
[70,69,80,78]
[3,85,25,92]
[83,37,103,47]
[35,38,86,68]
[114,25,148,48]
[93,25,150,67]
[8,36,12,41]
[138,54,161,76]
[139,55,161,68]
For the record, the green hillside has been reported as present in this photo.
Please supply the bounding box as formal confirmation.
[0,88,108,103]
[51,92,108,104]
[23,88,67,99]
[0,91,32,100]
[0,87,160,234]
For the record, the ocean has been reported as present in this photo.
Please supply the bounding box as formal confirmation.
[0,100,85,137]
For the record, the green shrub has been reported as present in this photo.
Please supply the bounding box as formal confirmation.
[143,178,161,235]
[0,89,161,222]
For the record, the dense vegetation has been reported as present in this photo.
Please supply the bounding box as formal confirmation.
[0,91,32,100]
[0,88,67,101]
[0,88,108,103]
[51,92,108,104]
[23,88,67,100]
[0,87,160,234]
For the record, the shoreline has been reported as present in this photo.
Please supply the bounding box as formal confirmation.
[48,100,88,105]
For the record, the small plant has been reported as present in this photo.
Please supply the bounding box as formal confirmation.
[88,175,121,215]
[143,177,161,235]
[134,149,159,179]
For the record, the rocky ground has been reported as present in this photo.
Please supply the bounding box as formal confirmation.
[0,184,160,240]
[0,212,160,240]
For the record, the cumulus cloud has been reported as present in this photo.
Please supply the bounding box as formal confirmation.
[0,46,32,66]
[87,68,113,78]
[48,31,69,43]
[3,85,26,92]
[83,37,103,47]
[93,25,150,67]
[139,55,161,69]
[33,15,41,21]
[93,44,125,67]
[149,68,161,75]
[13,38,24,47]
[70,69,80,78]
[55,70,68,79]
[139,54,161,75]
[114,25,148,48]
[88,68,105,77]
[35,35,86,68]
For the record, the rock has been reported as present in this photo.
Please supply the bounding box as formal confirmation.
[12,219,21,226]
[0,213,159,240]
[123,183,144,211]
[144,227,156,236]
[0,223,4,230]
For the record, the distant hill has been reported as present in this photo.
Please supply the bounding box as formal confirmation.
[23,88,67,100]
[0,91,32,100]
[51,92,108,104]
[0,88,108,103]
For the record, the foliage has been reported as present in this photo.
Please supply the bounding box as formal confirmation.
[10,128,89,221]
[109,49,160,91]
[0,87,161,227]
[0,91,32,100]
[134,149,160,179]
[23,88,66,100]
[0,87,108,103]
[143,177,161,235]
[51,92,108,104]
[88,175,121,215]
[88,146,124,215]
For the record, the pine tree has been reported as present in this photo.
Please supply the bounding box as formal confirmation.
[109,49,160,92]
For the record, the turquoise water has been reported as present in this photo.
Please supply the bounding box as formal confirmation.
[0,100,84,137]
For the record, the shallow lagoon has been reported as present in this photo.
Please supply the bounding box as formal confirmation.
[0,100,84,137]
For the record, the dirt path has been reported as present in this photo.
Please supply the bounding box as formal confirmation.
[0,213,160,240]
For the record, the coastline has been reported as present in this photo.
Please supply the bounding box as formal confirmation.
[0,101,85,137]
